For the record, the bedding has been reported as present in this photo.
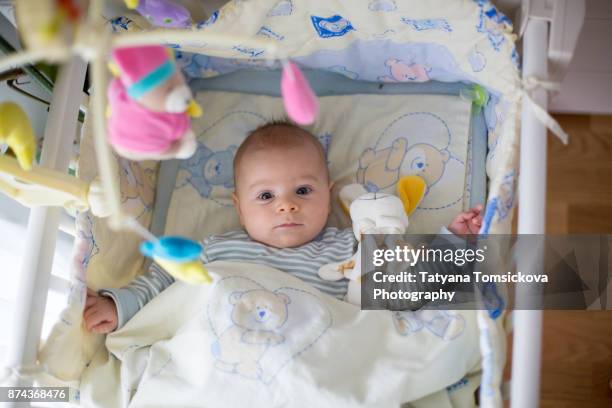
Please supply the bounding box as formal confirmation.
[164,87,473,241]
[79,261,486,407]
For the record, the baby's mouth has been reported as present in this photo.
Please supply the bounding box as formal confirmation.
[275,222,303,229]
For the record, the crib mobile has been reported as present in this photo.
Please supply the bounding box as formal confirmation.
[0,0,319,285]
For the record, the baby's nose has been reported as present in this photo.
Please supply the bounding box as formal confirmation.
[276,200,299,213]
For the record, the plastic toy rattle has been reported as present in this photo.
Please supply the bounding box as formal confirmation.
[140,236,212,285]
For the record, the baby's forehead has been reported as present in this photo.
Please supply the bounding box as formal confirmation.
[235,145,328,187]
[233,124,329,185]
[240,140,324,167]
[242,145,325,173]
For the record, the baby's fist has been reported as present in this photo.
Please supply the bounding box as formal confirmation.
[447,204,483,236]
[83,288,118,334]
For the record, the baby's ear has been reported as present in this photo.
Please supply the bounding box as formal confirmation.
[328,182,335,213]
[232,192,243,224]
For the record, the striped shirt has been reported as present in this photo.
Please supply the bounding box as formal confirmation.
[101,227,357,329]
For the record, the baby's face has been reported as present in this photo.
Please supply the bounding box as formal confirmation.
[233,143,331,248]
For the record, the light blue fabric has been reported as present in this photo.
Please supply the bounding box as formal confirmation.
[189,69,469,97]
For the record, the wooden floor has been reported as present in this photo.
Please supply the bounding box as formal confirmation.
[539,114,612,407]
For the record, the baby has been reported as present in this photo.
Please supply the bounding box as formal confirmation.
[84,121,483,333]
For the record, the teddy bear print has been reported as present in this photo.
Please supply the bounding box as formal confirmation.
[403,143,450,191]
[177,143,237,198]
[392,310,465,341]
[321,18,349,33]
[357,138,407,192]
[476,2,512,51]
[73,213,99,273]
[211,289,290,380]
[378,58,431,83]
[118,158,155,217]
[311,15,355,38]
[357,139,451,194]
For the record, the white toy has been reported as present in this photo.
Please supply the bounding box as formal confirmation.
[319,176,426,305]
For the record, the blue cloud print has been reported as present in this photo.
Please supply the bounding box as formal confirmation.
[268,0,293,17]
[368,0,397,12]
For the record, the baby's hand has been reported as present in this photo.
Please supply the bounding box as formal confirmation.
[447,204,483,236]
[83,288,118,334]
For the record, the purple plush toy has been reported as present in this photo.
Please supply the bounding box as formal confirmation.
[125,0,192,28]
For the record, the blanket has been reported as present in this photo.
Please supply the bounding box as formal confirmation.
[79,261,485,407]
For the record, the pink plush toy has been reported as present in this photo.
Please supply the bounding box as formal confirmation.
[107,45,202,161]
[281,61,318,125]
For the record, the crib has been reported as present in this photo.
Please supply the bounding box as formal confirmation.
[0,0,586,407]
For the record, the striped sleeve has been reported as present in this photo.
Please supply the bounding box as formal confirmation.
[100,263,175,330]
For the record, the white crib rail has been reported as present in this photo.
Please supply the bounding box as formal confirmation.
[4,57,87,406]
[511,17,548,408]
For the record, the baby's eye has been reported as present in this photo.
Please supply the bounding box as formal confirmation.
[257,191,273,201]
[296,186,312,195]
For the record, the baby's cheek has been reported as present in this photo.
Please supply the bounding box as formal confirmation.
[244,209,271,235]
[308,203,330,232]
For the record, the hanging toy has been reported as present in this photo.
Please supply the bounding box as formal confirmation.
[140,236,212,285]
[125,0,192,28]
[107,45,202,161]
[14,0,85,51]
[281,61,319,125]
[0,102,36,171]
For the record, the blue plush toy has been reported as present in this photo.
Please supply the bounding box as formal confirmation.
[141,236,212,284]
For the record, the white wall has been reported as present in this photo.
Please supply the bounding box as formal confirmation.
[550,0,612,114]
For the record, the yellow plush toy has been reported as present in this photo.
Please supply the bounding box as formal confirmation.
[0,102,37,171]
